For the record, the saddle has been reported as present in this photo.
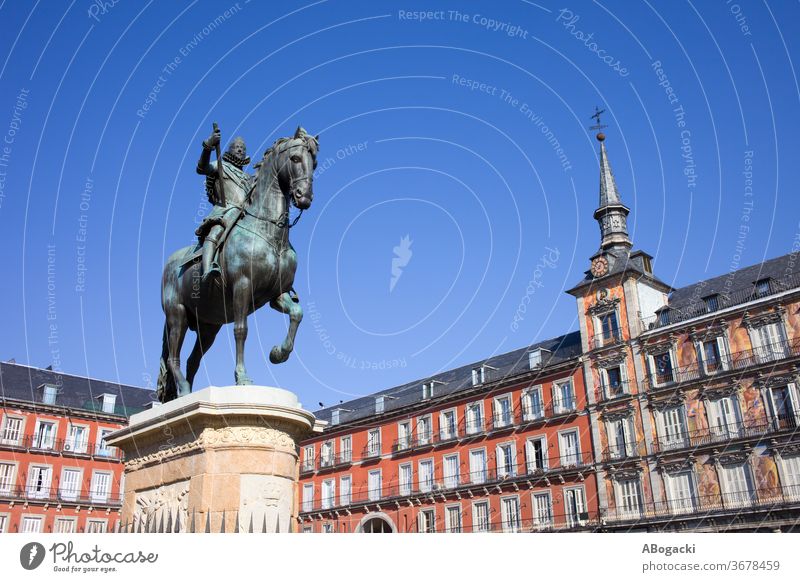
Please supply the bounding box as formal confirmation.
[178,207,244,269]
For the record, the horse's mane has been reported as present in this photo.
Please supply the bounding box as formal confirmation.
[253,130,319,174]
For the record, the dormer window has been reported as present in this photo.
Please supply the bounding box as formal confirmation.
[97,393,116,414]
[528,349,549,369]
[375,396,385,414]
[331,409,340,426]
[422,382,434,399]
[472,367,486,386]
[642,255,652,274]
[658,308,671,327]
[703,294,719,313]
[40,384,58,405]
[754,278,772,298]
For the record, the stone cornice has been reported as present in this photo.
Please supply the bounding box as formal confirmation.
[742,305,786,330]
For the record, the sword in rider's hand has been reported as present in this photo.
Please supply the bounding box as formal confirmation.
[212,122,226,207]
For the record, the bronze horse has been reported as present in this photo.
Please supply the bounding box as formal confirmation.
[157,127,319,402]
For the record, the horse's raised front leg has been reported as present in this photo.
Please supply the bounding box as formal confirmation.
[233,278,254,385]
[269,292,303,364]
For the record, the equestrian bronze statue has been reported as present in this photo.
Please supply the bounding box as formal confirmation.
[157,125,319,403]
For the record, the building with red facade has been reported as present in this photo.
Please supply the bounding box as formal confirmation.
[0,362,155,533]
[298,131,800,532]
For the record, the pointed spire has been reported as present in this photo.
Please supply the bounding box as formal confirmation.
[593,131,631,251]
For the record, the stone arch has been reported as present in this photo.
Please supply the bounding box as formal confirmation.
[355,512,397,533]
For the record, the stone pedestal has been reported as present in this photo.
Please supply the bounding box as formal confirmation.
[106,386,321,533]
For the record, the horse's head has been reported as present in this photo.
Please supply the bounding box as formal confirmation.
[269,126,319,210]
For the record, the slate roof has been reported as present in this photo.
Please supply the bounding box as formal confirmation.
[0,361,156,418]
[313,331,582,427]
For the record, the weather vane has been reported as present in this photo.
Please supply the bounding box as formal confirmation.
[590,105,608,141]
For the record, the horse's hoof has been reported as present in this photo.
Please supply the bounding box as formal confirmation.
[235,371,254,385]
[269,346,289,364]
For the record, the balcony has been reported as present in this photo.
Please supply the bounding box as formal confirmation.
[599,380,632,402]
[601,442,641,463]
[317,451,353,471]
[411,511,598,533]
[392,432,433,454]
[641,271,800,331]
[361,443,382,460]
[591,328,623,349]
[644,338,800,391]
[489,410,517,432]
[0,485,122,506]
[300,459,315,474]
[0,435,123,460]
[653,415,798,454]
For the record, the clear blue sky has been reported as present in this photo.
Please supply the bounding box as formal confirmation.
[1,0,799,408]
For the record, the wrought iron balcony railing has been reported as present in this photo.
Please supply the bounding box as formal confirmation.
[601,442,642,463]
[317,451,353,470]
[599,380,633,402]
[591,328,623,349]
[361,443,382,460]
[0,485,122,506]
[653,415,799,454]
[0,435,123,460]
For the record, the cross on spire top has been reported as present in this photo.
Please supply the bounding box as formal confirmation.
[590,106,608,141]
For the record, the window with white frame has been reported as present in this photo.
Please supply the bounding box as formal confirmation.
[65,424,89,454]
[528,349,543,369]
[302,445,315,471]
[418,509,435,533]
[767,383,800,430]
[501,496,521,532]
[526,436,548,473]
[418,460,434,492]
[399,464,413,496]
[606,416,636,460]
[472,366,486,386]
[663,470,697,514]
[703,294,719,313]
[59,468,81,502]
[302,525,313,533]
[54,517,76,533]
[42,384,58,405]
[340,436,352,462]
[0,416,22,445]
[553,380,576,413]
[0,514,8,533]
[753,321,788,363]
[322,522,334,533]
[366,428,381,456]
[27,465,52,499]
[422,382,434,399]
[21,516,43,533]
[601,364,627,399]
[655,405,688,450]
[522,386,544,420]
[96,428,115,457]
[98,394,117,414]
[397,421,411,449]
[698,336,729,374]
[780,454,800,500]
[417,415,432,444]
[496,443,516,477]
[375,396,385,414]
[440,409,457,440]
[718,461,755,507]
[330,409,340,425]
[367,470,382,501]
[706,395,742,440]
[532,491,553,529]
[650,350,675,385]
[596,311,620,347]
[472,501,490,532]
[86,519,107,533]
[465,401,484,434]
[33,419,56,449]
[443,454,459,489]
[302,483,314,512]
[339,476,351,506]
[468,449,487,484]
[321,479,335,509]
[90,471,112,504]
[558,430,581,467]
[564,487,587,527]
[0,462,15,494]
[493,394,513,428]
[320,440,334,467]
[616,478,643,518]
[445,505,462,533]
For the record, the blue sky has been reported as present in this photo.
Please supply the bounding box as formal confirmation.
[1,0,799,408]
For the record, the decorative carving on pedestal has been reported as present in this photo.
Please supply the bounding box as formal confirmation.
[134,482,190,528]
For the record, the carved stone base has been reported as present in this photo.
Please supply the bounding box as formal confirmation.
[106,386,321,532]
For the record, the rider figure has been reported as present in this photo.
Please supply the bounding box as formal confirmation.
[195,126,253,289]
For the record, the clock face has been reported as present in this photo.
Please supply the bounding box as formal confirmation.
[591,256,609,278]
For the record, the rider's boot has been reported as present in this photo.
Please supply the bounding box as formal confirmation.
[201,230,222,290]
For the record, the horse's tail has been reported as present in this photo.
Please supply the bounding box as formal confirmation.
[156,321,174,403]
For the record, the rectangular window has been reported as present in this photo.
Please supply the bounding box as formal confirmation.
[0,515,8,533]
[465,402,484,434]
[493,395,513,428]
[553,380,576,413]
[564,487,587,527]
[99,394,117,414]
[440,409,457,440]
[719,463,755,508]
[532,492,553,530]
[26,465,52,499]
[302,525,313,533]
[501,497,521,532]
[322,523,334,533]
[664,471,696,514]
[559,430,581,467]
[526,437,548,473]
[95,428,115,457]
[21,516,43,533]
[769,385,800,430]
[0,463,15,494]
[368,470,382,501]
[330,409,340,425]
[652,351,675,385]
[397,421,411,450]
[320,440,334,468]
[339,476,351,506]
[42,384,58,405]
[33,420,56,449]
[703,294,719,313]
[418,509,435,533]
[607,417,635,460]
[468,449,487,485]
[417,416,432,444]
[657,406,688,450]
[756,322,788,362]
[54,518,76,533]
[90,472,111,504]
[321,479,335,509]
[340,436,352,462]
[781,455,800,500]
[472,501,490,532]
[707,396,741,440]
[528,349,542,369]
[754,278,772,297]
[701,338,728,373]
[65,425,89,454]
[445,506,462,533]
[60,468,81,502]
[302,445,315,471]
[86,519,107,533]
[604,366,625,398]
[399,464,412,496]
[366,429,381,457]
[618,479,643,518]
[443,454,459,489]
[302,484,314,512]
[0,416,22,445]
[472,367,485,386]
[522,386,544,421]
[422,382,433,399]
[375,396,385,414]
[497,443,516,477]
[419,460,434,493]
[598,311,620,346]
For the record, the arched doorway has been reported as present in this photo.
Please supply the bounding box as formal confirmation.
[355,512,396,533]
